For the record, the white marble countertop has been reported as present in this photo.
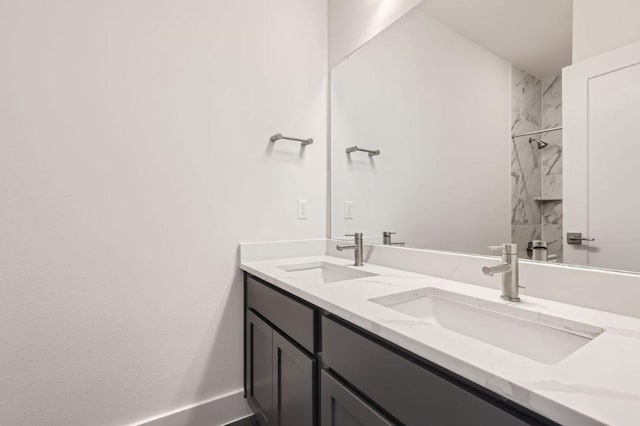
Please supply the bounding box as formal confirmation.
[241,254,640,426]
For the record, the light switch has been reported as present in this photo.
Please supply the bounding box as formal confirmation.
[297,199,308,220]
[344,201,354,220]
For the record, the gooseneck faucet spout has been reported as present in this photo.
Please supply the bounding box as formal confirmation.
[337,233,364,267]
[483,244,521,302]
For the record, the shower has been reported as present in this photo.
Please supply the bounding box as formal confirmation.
[529,137,548,150]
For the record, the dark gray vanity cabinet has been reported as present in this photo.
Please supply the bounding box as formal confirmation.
[244,273,555,426]
[320,371,392,426]
[245,276,317,426]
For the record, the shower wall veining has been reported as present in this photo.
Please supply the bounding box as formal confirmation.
[511,66,563,261]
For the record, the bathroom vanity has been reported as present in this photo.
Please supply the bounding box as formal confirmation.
[245,273,550,425]
[240,240,640,426]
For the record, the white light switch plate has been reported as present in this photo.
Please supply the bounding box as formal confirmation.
[344,201,354,220]
[297,199,308,220]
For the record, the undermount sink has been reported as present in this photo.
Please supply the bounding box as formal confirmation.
[277,261,378,283]
[370,288,604,364]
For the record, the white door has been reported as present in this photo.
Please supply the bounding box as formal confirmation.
[564,40,640,272]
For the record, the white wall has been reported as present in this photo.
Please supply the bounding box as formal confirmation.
[331,3,511,254]
[328,0,422,67]
[0,1,327,425]
[573,0,640,63]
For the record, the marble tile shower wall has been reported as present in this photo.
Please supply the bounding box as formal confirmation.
[541,75,563,259]
[511,67,542,255]
[510,67,563,261]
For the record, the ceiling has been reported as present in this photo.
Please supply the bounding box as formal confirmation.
[420,0,573,79]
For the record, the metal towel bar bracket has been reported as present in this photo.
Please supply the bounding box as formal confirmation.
[270,133,313,146]
[346,146,381,157]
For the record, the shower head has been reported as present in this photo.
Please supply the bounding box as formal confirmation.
[529,138,548,150]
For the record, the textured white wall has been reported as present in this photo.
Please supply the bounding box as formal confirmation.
[0,0,327,425]
[331,3,511,254]
[573,0,640,62]
[328,0,422,67]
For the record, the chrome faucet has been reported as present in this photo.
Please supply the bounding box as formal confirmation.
[482,244,521,302]
[383,231,405,246]
[337,233,364,267]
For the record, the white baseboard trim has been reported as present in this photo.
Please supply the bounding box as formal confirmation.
[137,389,252,426]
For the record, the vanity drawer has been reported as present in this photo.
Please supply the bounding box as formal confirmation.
[321,315,532,426]
[246,275,315,353]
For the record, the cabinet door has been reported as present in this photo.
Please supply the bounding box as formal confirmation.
[322,316,532,426]
[273,331,315,426]
[321,371,393,426]
[247,311,274,425]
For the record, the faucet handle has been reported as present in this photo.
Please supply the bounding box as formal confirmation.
[488,243,518,254]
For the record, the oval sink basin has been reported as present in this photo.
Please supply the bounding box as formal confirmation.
[277,261,378,284]
[369,288,604,364]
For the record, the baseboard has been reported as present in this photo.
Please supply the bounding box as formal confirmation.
[137,389,252,426]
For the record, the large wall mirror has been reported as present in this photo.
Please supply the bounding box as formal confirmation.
[330,0,640,274]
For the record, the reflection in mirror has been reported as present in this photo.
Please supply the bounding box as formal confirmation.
[330,0,640,274]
